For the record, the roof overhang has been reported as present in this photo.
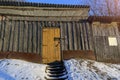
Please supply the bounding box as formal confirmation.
[88,16,120,23]
[0,1,90,21]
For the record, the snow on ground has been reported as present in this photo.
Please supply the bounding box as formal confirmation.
[0,59,120,80]
[0,59,46,80]
[64,59,120,80]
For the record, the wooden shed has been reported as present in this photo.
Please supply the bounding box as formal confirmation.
[89,16,120,63]
[0,1,119,63]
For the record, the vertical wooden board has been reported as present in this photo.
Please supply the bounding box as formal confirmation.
[80,23,85,50]
[97,24,101,36]
[42,28,48,59]
[102,24,106,36]
[8,21,14,51]
[68,22,73,50]
[103,36,110,62]
[37,22,41,54]
[1,20,6,51]
[95,36,104,61]
[23,21,28,53]
[35,21,38,54]
[0,20,3,51]
[114,26,119,36]
[51,29,55,61]
[108,25,113,36]
[76,22,81,50]
[117,37,120,61]
[60,22,64,51]
[9,20,15,51]
[92,24,96,36]
[84,22,89,50]
[31,21,33,53]
[64,22,68,50]
[13,21,18,52]
[73,22,77,50]
[7,21,12,51]
[19,20,24,52]
[54,28,60,61]
[86,22,93,50]
[0,20,1,38]
[28,21,32,53]
[3,21,9,51]
[33,21,37,53]
[83,22,88,50]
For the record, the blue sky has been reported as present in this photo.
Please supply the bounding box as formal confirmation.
[27,0,84,5]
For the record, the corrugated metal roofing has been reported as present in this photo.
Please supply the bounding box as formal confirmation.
[0,1,89,8]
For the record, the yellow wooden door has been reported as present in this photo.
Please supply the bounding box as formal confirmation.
[42,28,61,63]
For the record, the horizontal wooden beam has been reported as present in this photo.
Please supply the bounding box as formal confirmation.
[0,6,89,17]
[6,16,88,21]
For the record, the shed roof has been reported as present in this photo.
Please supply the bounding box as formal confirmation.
[88,16,120,23]
[0,1,89,8]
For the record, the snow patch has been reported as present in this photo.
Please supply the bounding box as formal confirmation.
[0,59,47,80]
[64,59,120,80]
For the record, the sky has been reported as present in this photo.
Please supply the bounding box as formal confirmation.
[27,0,84,5]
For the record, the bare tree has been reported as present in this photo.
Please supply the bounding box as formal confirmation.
[84,0,120,16]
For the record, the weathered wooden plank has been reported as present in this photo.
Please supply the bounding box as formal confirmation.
[84,22,90,50]
[54,28,61,61]
[117,37,120,62]
[64,22,68,50]
[73,22,77,50]
[0,20,3,51]
[95,36,104,61]
[104,36,111,62]
[19,20,24,52]
[3,20,10,51]
[9,20,15,51]
[37,21,42,54]
[67,22,73,50]
[83,22,89,50]
[13,21,19,52]
[31,21,34,53]
[0,20,1,39]
[23,21,28,53]
[80,23,85,50]
[28,21,32,53]
[33,21,37,53]
[0,7,89,17]
[7,16,87,22]
[35,21,38,54]
[60,22,65,51]
[76,22,81,50]
[7,20,12,51]
[36,21,40,54]
[86,22,93,50]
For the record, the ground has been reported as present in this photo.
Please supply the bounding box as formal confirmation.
[0,59,119,80]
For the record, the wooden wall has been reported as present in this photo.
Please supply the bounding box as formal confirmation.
[60,21,93,51]
[92,22,120,63]
[0,16,93,55]
[0,18,42,55]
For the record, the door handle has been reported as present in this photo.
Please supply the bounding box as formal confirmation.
[54,37,60,41]
[43,44,47,46]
